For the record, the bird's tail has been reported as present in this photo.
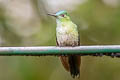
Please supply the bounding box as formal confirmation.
[68,55,80,78]
[60,55,81,78]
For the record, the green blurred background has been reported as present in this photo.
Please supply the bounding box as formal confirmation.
[0,0,120,80]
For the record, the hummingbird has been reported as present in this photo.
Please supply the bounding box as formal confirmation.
[48,10,81,78]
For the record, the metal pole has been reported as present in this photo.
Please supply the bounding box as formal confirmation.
[0,45,120,57]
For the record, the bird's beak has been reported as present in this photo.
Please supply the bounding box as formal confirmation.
[47,13,57,18]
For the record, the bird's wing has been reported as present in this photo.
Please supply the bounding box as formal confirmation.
[56,37,70,71]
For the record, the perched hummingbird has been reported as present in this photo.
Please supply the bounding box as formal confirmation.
[48,10,81,78]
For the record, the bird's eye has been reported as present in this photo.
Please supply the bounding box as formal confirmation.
[61,14,64,17]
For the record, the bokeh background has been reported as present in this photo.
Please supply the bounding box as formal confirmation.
[0,0,120,80]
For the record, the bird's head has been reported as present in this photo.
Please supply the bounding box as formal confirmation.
[48,10,70,22]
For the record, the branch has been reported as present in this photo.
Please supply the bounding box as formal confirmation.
[0,45,120,57]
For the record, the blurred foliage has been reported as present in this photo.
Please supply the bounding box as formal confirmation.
[0,0,120,80]
[0,5,22,46]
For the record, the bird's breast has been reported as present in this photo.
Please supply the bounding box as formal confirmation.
[56,26,79,46]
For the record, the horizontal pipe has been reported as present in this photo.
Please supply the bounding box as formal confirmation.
[0,45,120,57]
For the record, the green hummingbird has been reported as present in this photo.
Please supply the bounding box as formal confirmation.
[48,10,81,78]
